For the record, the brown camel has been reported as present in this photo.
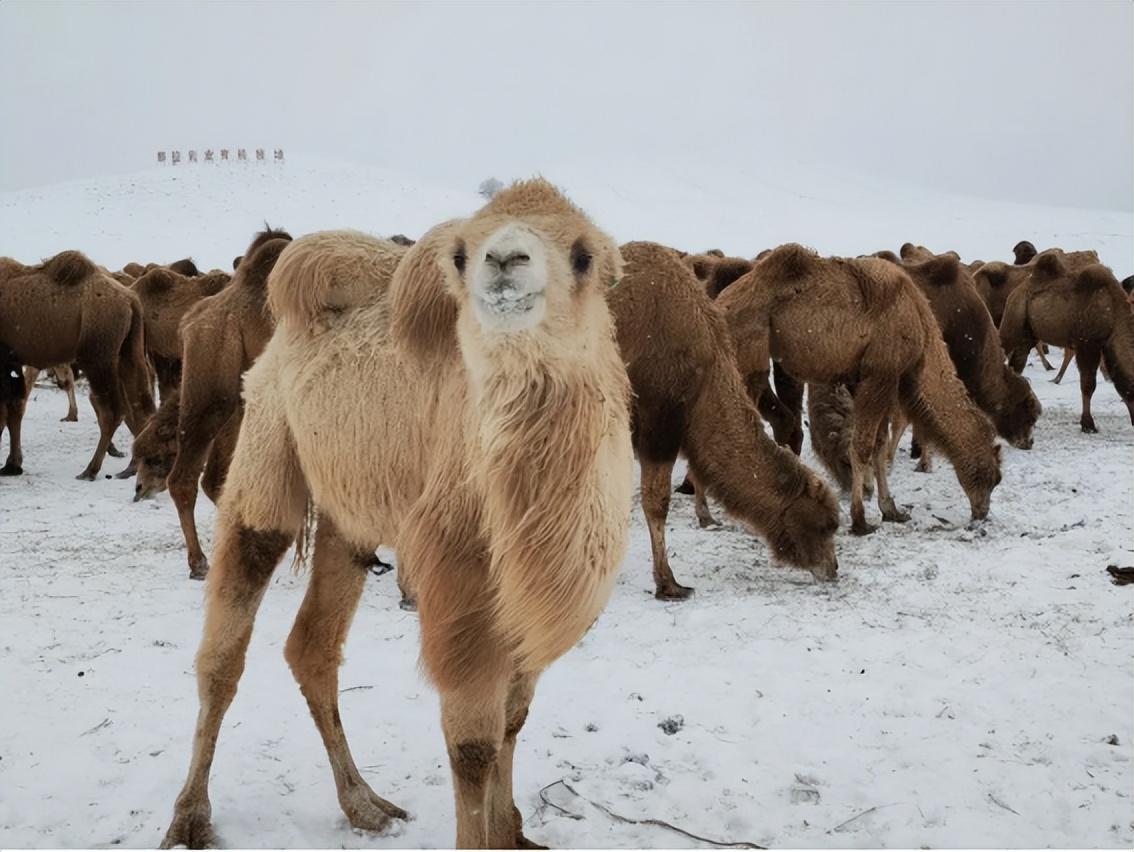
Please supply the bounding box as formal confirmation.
[717,245,1001,533]
[160,228,291,579]
[132,266,231,399]
[1000,251,1134,432]
[160,180,633,849]
[609,241,838,598]
[886,252,1041,464]
[0,252,155,478]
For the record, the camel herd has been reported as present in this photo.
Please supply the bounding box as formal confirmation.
[2,181,1133,848]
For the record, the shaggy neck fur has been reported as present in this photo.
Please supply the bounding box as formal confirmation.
[461,312,631,672]
[1104,306,1134,404]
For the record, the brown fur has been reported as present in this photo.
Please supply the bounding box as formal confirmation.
[717,244,1001,531]
[609,242,839,597]
[0,252,155,478]
[897,253,1041,448]
[0,344,25,469]
[160,181,632,849]
[165,229,292,578]
[1000,253,1134,432]
[132,267,231,399]
[806,381,856,491]
[1013,241,1037,265]
[167,258,200,277]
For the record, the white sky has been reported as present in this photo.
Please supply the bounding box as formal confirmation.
[1,0,1130,210]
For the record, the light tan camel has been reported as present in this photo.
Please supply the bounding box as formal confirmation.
[609,241,838,597]
[717,245,1001,533]
[0,252,154,478]
[160,180,633,849]
[132,267,231,400]
[1001,251,1134,432]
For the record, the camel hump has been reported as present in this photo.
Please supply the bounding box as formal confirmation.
[41,250,96,286]
[1013,240,1037,264]
[914,254,961,287]
[267,230,400,327]
[1033,250,1067,280]
[761,243,817,280]
[978,261,1010,287]
[388,234,415,247]
[899,242,920,261]
[137,267,180,295]
[245,225,293,259]
[1074,264,1117,293]
[168,258,200,277]
[873,250,901,264]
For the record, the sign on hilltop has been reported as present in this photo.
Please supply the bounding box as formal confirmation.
[157,148,285,165]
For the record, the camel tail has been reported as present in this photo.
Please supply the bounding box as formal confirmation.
[898,294,995,469]
[267,231,400,329]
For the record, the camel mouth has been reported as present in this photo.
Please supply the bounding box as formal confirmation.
[1010,434,1034,450]
[808,559,838,582]
[472,280,546,331]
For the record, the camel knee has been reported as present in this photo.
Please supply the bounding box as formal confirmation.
[450,740,499,787]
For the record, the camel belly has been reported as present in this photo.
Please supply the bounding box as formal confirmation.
[769,315,869,382]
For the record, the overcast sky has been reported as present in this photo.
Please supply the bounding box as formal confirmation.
[1,1,1130,210]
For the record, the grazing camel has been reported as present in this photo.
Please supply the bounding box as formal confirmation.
[717,245,1001,533]
[609,241,838,598]
[1000,251,1134,432]
[161,228,291,579]
[885,252,1041,465]
[0,252,154,478]
[132,266,231,399]
[160,180,633,849]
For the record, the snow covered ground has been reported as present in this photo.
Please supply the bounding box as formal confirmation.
[1,160,1132,848]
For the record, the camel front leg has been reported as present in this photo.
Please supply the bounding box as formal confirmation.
[1035,343,1055,370]
[1052,347,1074,384]
[161,518,294,849]
[1077,346,1102,433]
[688,469,719,528]
[0,387,27,475]
[849,376,896,536]
[641,457,694,600]
[874,428,910,523]
[486,672,544,849]
[283,517,407,834]
[76,363,125,480]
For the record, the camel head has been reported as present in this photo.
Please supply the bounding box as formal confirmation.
[131,394,180,501]
[1012,241,1037,265]
[960,442,1002,521]
[442,179,621,342]
[768,451,840,581]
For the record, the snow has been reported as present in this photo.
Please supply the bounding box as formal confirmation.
[1,159,1132,849]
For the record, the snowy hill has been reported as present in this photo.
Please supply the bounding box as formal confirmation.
[1,154,1130,273]
[1,160,1132,848]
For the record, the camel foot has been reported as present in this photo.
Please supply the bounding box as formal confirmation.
[654,580,694,601]
[398,594,418,612]
[674,477,694,495]
[188,557,209,581]
[882,507,911,523]
[1050,376,1063,385]
[0,462,23,476]
[61,414,78,422]
[160,807,219,849]
[850,520,878,536]
[516,833,548,849]
[1080,418,1098,434]
[114,462,137,479]
[914,458,932,474]
[76,468,98,481]
[107,442,125,458]
[696,513,721,529]
[340,783,408,833]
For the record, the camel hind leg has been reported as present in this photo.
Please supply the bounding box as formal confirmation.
[848,375,899,535]
[1076,346,1102,433]
[1035,343,1055,370]
[76,361,126,480]
[162,382,306,849]
[642,457,694,600]
[283,516,407,833]
[1,385,27,476]
[1052,347,1074,384]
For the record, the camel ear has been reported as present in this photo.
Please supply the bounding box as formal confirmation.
[766,243,816,279]
[1033,251,1066,279]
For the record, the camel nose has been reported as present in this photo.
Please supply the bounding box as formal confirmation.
[485,250,530,273]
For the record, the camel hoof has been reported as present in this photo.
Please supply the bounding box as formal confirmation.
[160,809,219,849]
[61,415,78,422]
[516,833,549,849]
[398,595,418,612]
[0,463,23,476]
[114,465,137,480]
[188,558,209,581]
[674,478,695,495]
[696,514,721,529]
[914,460,932,474]
[655,582,694,601]
[341,785,408,833]
[883,509,911,523]
[107,443,125,458]
[76,469,98,481]
[1080,421,1098,434]
[851,521,878,537]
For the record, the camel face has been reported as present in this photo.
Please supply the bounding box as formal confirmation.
[464,223,549,332]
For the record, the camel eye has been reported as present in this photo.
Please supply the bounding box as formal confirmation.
[453,242,467,274]
[571,240,592,276]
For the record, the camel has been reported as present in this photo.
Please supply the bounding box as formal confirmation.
[159,228,291,579]
[160,180,633,849]
[0,252,154,478]
[1051,274,1134,385]
[132,266,231,399]
[1000,251,1134,432]
[608,242,838,598]
[122,262,147,278]
[717,245,1001,533]
[22,364,79,421]
[885,252,1041,465]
